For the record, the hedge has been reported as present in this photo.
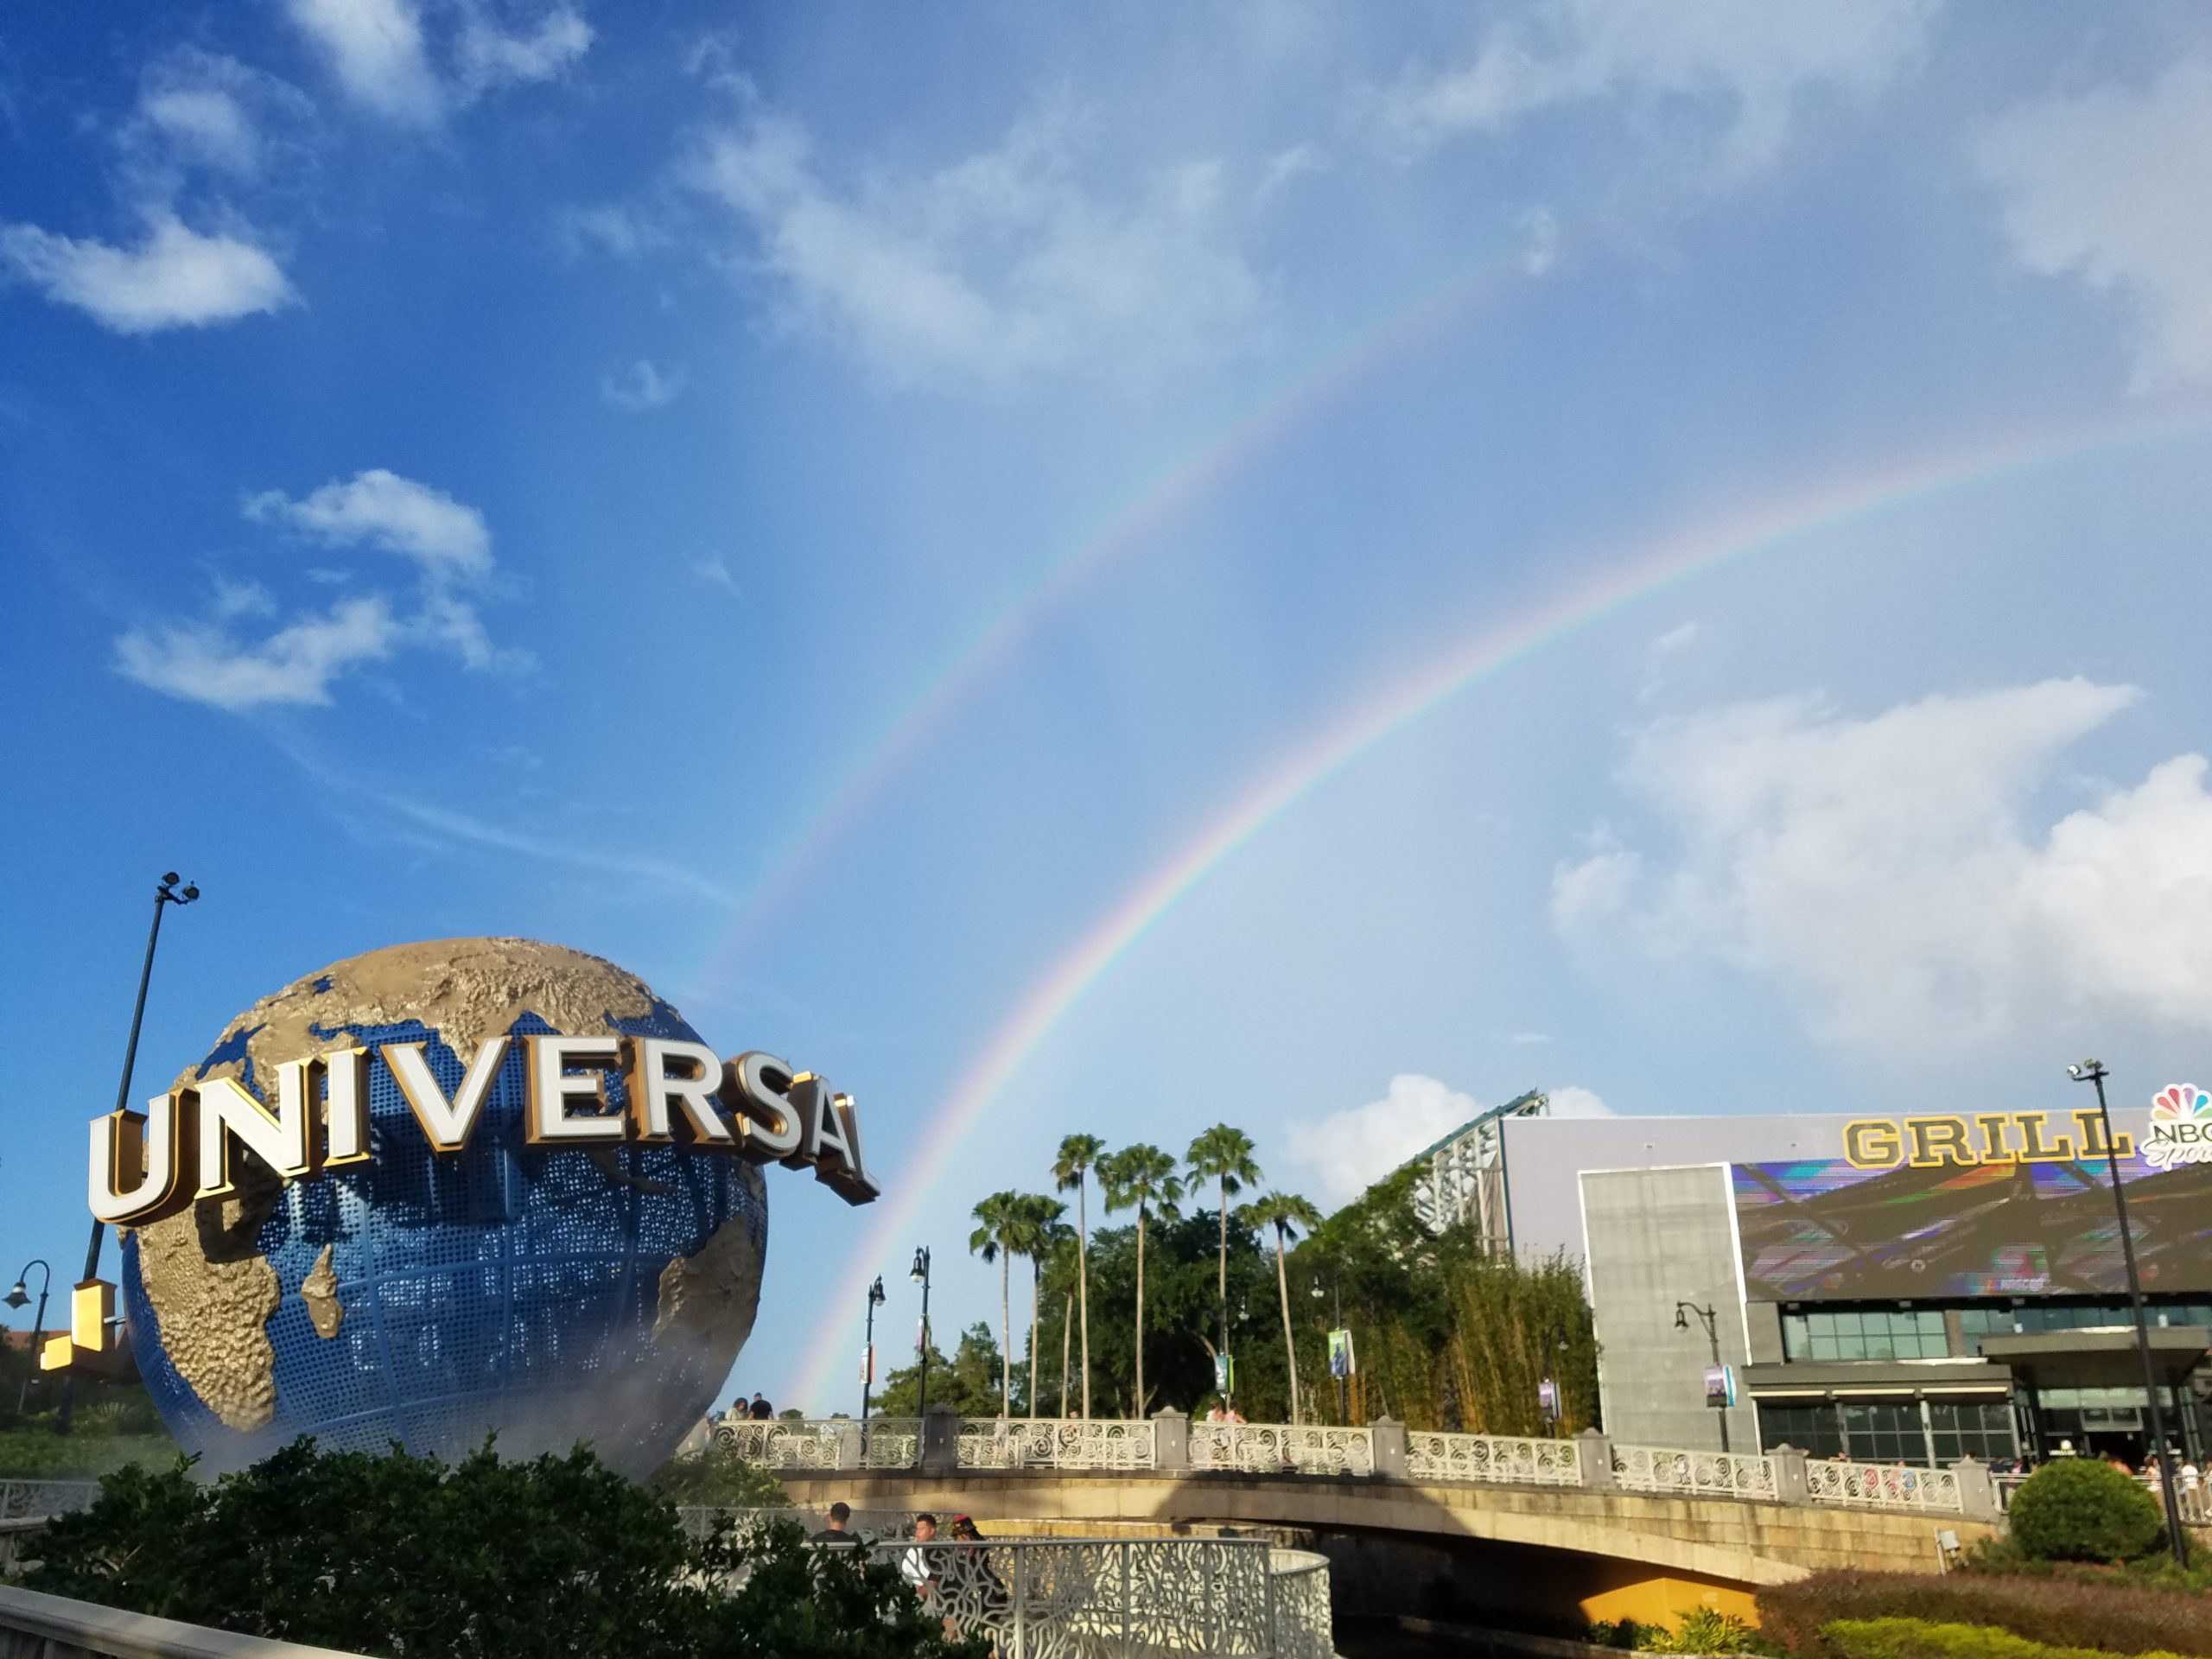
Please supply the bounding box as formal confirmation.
[1757,1572,2212,1659]
[1821,1619,2190,1659]
[2007,1461,2164,1563]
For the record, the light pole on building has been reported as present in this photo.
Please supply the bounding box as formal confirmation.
[1676,1300,1730,1453]
[5,1262,53,1417]
[63,872,198,1434]
[2068,1059,2189,1567]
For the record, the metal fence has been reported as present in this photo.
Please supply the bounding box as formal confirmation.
[1188,1424,1375,1478]
[958,1418,1158,1471]
[1611,1446,1778,1500]
[1806,1460,1961,1511]
[0,1481,99,1522]
[1405,1432,1581,1486]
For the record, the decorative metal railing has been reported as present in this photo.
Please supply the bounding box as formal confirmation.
[847,1535,1332,1659]
[1806,1459,1962,1511]
[0,1480,99,1522]
[712,1418,843,1469]
[1188,1423,1375,1477]
[858,1418,922,1469]
[957,1417,1158,1471]
[1611,1445,1777,1499]
[1406,1431,1582,1486]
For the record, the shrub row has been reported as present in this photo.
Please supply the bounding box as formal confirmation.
[1821,1618,2190,1659]
[1756,1572,2212,1659]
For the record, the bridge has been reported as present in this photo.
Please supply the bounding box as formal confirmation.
[720,1414,2004,1628]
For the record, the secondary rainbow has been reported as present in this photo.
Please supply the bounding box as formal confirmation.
[788,410,2212,1410]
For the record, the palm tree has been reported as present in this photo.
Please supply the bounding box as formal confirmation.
[1052,1133,1106,1417]
[1005,1193,1066,1419]
[969,1190,1024,1415]
[1241,1191,1324,1423]
[1185,1125,1262,1401]
[1099,1144,1181,1416]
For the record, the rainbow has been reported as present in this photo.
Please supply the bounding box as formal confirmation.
[785,409,2212,1408]
[689,228,1575,994]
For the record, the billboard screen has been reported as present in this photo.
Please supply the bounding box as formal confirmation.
[1732,1154,2212,1301]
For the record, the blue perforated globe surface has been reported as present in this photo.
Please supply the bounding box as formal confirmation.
[121,939,766,1478]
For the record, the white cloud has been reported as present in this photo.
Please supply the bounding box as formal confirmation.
[286,0,590,125]
[0,213,294,333]
[1547,1085,1615,1118]
[1287,1073,1481,1205]
[118,471,512,713]
[245,468,492,575]
[601,359,683,411]
[689,107,1261,386]
[116,596,397,709]
[1499,1029,1553,1046]
[1653,620,1699,653]
[1973,56,2212,391]
[1373,0,1935,175]
[458,8,592,94]
[692,556,741,598]
[1553,679,2212,1052]
[125,49,314,185]
[286,0,442,126]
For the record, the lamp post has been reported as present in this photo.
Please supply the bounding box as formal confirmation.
[1311,1268,1349,1425]
[910,1247,932,1423]
[2069,1059,2190,1567]
[1676,1300,1730,1453]
[63,872,198,1434]
[6,1261,53,1417]
[860,1275,885,1445]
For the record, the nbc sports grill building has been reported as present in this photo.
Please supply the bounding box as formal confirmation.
[1479,1092,2212,1467]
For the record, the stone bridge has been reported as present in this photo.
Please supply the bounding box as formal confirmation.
[722,1413,2004,1628]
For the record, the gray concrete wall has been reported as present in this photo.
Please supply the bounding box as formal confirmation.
[1581,1165,1755,1452]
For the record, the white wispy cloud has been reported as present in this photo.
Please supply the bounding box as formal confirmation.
[1553,680,2212,1052]
[118,470,515,712]
[692,556,742,598]
[1370,0,1936,176]
[245,468,492,575]
[0,213,294,333]
[1287,1073,1612,1205]
[286,0,589,127]
[688,105,1261,387]
[601,359,684,410]
[1973,55,2212,391]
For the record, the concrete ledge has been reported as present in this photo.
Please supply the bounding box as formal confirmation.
[0,1583,360,1659]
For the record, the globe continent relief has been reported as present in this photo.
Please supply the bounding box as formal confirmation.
[122,938,766,1477]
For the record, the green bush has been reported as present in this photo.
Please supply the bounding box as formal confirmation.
[0,1429,175,1478]
[28,1440,983,1659]
[1821,1618,2190,1659]
[1624,1607,1778,1654]
[1758,1571,2212,1659]
[2008,1461,2165,1564]
[1958,1536,2212,1597]
[647,1440,789,1508]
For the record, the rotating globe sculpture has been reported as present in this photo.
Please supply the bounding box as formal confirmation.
[120,938,766,1478]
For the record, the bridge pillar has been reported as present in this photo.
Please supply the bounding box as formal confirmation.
[1951,1456,2000,1521]
[1576,1427,1616,1491]
[1153,1407,1189,1471]
[1370,1415,1409,1478]
[920,1406,960,1478]
[836,1421,862,1471]
[1769,1444,1809,1505]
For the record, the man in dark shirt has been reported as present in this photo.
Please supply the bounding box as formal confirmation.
[810,1501,860,1545]
[748,1392,773,1420]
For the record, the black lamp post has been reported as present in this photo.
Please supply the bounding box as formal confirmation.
[6,1261,53,1417]
[2069,1059,2189,1566]
[63,872,198,1434]
[910,1247,932,1423]
[1676,1300,1730,1453]
[860,1275,885,1441]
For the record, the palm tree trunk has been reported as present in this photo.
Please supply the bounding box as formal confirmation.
[1027,1259,1041,1421]
[1274,1222,1300,1426]
[999,1251,1011,1417]
[1217,1175,1229,1402]
[1059,1288,1073,1417]
[1077,1175,1091,1418]
[1135,1205,1148,1416]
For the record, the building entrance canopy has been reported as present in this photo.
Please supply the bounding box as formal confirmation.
[1980,1326,2210,1389]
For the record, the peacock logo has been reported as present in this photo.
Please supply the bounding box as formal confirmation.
[2143,1084,2212,1169]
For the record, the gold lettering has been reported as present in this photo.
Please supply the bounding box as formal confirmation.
[1843,1119,1903,1168]
[2072,1107,2135,1161]
[1974,1114,2018,1164]
[1907,1117,1976,1168]
[2016,1112,2076,1163]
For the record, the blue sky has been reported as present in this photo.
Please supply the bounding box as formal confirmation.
[6,1,2212,1414]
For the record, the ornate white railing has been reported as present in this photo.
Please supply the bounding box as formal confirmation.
[1807,1459,1962,1511]
[845,1535,1332,1659]
[957,1417,1158,1471]
[1189,1423,1375,1477]
[1406,1431,1583,1486]
[0,1479,99,1522]
[858,1418,922,1469]
[713,1418,842,1469]
[1611,1445,1777,1499]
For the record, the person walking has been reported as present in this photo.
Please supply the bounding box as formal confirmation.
[810,1501,861,1546]
[900,1512,941,1603]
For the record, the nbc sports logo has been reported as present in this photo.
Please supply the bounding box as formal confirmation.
[2144,1084,2212,1170]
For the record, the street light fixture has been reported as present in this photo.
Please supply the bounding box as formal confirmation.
[63,872,199,1435]
[910,1247,932,1424]
[1675,1300,1730,1453]
[860,1275,886,1446]
[6,1260,52,1417]
[2068,1059,2189,1567]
